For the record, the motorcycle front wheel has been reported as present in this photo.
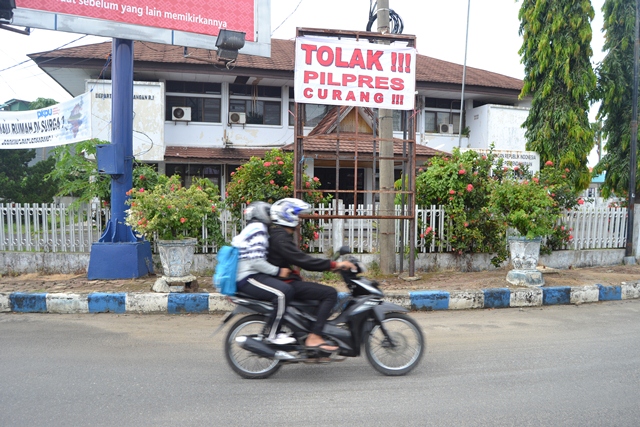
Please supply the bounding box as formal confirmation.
[224,314,282,379]
[364,312,425,376]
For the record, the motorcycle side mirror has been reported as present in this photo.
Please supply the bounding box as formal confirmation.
[332,246,351,260]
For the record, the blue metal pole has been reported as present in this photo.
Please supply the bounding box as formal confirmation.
[87,38,153,279]
[102,38,137,242]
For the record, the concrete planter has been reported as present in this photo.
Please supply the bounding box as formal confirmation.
[153,238,198,292]
[506,237,544,286]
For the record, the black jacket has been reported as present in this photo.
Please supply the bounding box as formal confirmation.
[267,225,332,272]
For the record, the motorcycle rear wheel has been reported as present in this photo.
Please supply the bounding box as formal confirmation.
[364,312,424,376]
[224,314,282,379]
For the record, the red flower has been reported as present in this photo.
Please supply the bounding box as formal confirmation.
[139,188,145,193]
[577,199,584,205]
[263,162,272,167]
[313,231,319,240]
[306,181,311,188]
[270,179,275,185]
[180,217,187,223]
[277,170,282,175]
[458,169,466,175]
[139,175,145,180]
[449,189,455,195]
[425,226,433,234]
[313,176,320,182]
[466,184,473,192]
[545,160,554,166]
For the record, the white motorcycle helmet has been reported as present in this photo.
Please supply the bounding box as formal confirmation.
[270,198,310,227]
[244,201,271,225]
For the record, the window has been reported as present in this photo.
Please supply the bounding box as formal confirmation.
[288,102,330,127]
[288,88,330,127]
[423,97,461,134]
[393,110,416,132]
[165,163,222,190]
[165,81,222,123]
[229,84,282,125]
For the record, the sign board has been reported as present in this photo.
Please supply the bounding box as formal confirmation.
[0,93,92,149]
[294,36,416,110]
[465,148,541,175]
[88,80,165,162]
[12,0,271,57]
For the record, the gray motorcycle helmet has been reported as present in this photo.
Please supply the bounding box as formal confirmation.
[244,201,272,225]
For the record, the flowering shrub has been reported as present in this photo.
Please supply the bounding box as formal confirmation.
[490,160,581,251]
[407,148,584,263]
[412,148,508,265]
[489,174,558,239]
[125,175,224,248]
[225,149,330,251]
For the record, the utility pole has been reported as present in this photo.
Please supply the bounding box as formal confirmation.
[624,0,639,264]
[377,0,396,274]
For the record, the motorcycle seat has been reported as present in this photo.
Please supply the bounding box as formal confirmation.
[233,291,320,308]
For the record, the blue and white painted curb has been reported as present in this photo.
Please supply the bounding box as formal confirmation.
[1,282,639,314]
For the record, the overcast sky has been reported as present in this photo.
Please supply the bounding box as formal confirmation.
[0,0,606,106]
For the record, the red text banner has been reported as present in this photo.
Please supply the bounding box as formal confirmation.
[16,0,256,41]
[294,36,416,110]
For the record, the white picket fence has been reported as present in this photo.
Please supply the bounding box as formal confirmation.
[0,202,628,254]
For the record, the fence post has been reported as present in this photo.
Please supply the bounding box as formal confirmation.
[332,199,345,253]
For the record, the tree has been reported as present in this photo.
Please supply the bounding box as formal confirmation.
[518,0,597,190]
[0,149,37,202]
[592,0,638,198]
[46,138,162,207]
[29,98,58,110]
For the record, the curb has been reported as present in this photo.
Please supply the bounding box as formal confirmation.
[1,282,639,314]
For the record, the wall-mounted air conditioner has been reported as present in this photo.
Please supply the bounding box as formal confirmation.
[439,123,454,134]
[172,106,191,121]
[229,112,246,124]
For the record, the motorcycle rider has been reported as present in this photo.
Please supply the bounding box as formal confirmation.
[267,198,357,352]
[232,201,295,345]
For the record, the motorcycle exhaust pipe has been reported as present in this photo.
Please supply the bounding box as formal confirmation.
[236,336,296,360]
[237,336,277,358]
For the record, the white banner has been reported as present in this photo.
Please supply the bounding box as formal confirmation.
[0,93,92,149]
[294,36,416,110]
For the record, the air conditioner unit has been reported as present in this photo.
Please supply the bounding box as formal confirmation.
[229,112,246,124]
[439,123,454,134]
[172,106,191,121]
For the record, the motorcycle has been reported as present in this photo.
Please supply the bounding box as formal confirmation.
[216,246,425,379]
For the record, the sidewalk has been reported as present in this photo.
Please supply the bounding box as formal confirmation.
[2,265,640,314]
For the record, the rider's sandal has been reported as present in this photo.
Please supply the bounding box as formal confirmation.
[305,342,338,352]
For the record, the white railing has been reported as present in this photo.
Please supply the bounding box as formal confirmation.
[0,202,628,254]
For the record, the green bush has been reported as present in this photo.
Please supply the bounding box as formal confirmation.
[225,149,331,251]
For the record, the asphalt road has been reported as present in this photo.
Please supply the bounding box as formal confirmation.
[1,301,639,427]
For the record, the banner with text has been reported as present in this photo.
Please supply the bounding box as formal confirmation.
[0,93,92,149]
[464,148,541,175]
[16,0,256,41]
[294,36,416,110]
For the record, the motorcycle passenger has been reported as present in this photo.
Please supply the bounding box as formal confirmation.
[232,201,295,345]
[267,198,357,352]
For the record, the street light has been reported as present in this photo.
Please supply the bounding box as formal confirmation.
[0,0,16,22]
[215,29,246,63]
